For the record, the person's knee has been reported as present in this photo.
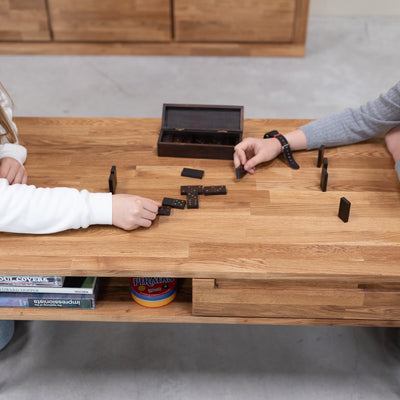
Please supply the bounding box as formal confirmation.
[0,320,15,351]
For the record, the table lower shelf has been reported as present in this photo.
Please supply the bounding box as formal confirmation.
[1,278,400,327]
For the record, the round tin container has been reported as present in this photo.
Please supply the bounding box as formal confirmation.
[130,277,177,308]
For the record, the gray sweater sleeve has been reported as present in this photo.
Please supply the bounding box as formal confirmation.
[300,80,400,179]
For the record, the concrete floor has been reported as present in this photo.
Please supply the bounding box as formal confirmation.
[1,16,400,399]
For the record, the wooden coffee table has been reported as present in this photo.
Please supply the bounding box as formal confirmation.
[1,117,399,326]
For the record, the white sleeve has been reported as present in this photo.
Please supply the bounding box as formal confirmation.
[0,143,27,165]
[0,178,113,234]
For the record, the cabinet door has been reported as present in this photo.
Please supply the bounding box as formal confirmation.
[48,0,171,42]
[0,0,50,41]
[174,0,296,42]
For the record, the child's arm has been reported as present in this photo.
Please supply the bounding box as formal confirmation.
[0,180,112,233]
[0,179,160,234]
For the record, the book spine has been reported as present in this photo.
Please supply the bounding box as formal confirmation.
[28,298,95,309]
[0,293,95,309]
[0,286,94,294]
[0,276,64,287]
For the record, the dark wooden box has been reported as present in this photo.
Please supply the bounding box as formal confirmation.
[157,104,244,160]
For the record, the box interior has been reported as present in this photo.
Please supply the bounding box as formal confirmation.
[160,130,239,146]
[163,105,242,131]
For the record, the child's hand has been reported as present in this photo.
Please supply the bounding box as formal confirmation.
[0,157,27,184]
[385,125,400,163]
[112,194,161,230]
[233,138,281,174]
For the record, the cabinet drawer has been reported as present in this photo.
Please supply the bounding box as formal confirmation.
[192,279,400,320]
[48,0,171,42]
[174,0,296,42]
[0,0,50,41]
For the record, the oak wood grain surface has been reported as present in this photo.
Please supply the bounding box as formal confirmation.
[2,117,399,282]
[192,278,400,321]
[48,0,171,42]
[174,0,296,42]
[0,0,50,41]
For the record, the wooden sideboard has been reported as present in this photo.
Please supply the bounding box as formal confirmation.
[0,0,309,56]
[1,117,400,326]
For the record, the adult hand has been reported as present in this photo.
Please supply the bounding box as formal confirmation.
[112,194,161,230]
[0,157,27,184]
[233,137,281,174]
[233,129,308,174]
[385,125,400,163]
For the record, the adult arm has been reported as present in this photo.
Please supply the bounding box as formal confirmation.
[302,80,400,149]
[234,81,400,179]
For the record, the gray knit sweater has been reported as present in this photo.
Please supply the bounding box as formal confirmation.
[301,80,400,180]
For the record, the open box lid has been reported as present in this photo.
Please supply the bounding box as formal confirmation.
[161,104,243,132]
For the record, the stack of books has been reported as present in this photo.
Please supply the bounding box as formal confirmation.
[0,276,99,309]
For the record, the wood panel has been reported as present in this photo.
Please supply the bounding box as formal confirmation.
[0,41,306,56]
[174,0,297,42]
[0,0,50,41]
[48,0,171,42]
[192,279,400,321]
[292,0,310,45]
[1,277,400,326]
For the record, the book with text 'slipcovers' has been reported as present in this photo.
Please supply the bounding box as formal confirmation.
[0,279,100,309]
[0,275,65,287]
[0,277,97,294]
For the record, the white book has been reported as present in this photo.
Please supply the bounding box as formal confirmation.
[0,275,65,287]
[0,277,97,294]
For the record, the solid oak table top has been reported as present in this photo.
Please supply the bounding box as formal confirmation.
[2,117,400,281]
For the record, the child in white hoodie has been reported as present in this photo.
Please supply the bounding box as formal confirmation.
[0,82,161,350]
